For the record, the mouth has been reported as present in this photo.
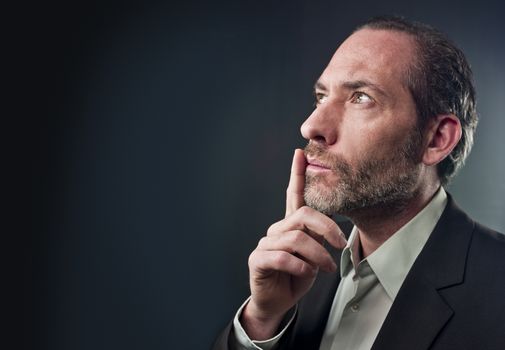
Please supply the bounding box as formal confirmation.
[306,157,332,171]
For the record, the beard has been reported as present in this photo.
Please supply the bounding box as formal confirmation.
[303,128,423,217]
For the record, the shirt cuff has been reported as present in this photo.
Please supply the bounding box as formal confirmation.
[231,296,297,350]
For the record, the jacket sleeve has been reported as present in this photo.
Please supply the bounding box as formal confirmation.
[212,321,235,350]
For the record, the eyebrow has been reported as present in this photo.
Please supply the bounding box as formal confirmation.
[313,80,328,92]
[313,79,389,98]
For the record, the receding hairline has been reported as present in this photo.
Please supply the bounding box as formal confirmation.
[350,24,425,88]
[349,27,422,64]
[316,28,421,103]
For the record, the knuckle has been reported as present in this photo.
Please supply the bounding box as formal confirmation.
[299,262,310,276]
[301,263,317,277]
[266,222,278,235]
[248,250,265,271]
[257,236,268,248]
[248,251,256,267]
[273,251,289,266]
[298,205,313,216]
[289,230,306,245]
[323,220,337,234]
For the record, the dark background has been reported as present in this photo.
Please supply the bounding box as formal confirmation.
[19,0,504,349]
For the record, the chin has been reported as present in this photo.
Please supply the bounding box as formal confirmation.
[304,185,341,216]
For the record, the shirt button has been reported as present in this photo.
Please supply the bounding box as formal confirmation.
[351,303,359,312]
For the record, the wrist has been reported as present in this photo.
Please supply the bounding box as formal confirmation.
[240,300,286,340]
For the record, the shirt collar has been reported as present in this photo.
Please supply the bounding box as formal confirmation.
[339,187,448,300]
[340,228,358,277]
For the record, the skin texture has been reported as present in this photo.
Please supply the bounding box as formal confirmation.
[241,28,462,340]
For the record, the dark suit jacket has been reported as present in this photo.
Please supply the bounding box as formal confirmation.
[213,195,505,349]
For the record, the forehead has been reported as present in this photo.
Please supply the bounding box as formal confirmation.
[319,29,416,91]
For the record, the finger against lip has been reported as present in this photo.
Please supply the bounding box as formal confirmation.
[285,149,307,217]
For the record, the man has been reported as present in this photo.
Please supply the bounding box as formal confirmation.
[213,16,505,350]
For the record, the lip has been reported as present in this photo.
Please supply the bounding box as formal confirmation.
[306,157,331,171]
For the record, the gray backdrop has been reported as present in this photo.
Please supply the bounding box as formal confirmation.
[26,0,504,349]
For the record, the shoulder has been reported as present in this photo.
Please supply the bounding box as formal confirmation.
[468,221,505,269]
[472,221,505,245]
[434,203,505,341]
[443,192,505,260]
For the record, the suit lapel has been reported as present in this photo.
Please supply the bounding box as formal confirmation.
[372,194,475,350]
[371,274,454,350]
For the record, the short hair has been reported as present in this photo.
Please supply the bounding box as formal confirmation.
[355,16,478,185]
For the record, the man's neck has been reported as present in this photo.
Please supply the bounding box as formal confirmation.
[348,185,440,258]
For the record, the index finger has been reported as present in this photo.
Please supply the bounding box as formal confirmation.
[285,149,307,217]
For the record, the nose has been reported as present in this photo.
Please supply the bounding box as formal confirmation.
[300,104,339,145]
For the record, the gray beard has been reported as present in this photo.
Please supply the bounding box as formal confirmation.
[303,161,420,216]
[303,133,422,217]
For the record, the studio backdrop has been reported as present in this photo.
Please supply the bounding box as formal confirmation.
[27,0,505,349]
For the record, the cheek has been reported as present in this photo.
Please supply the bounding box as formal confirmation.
[335,109,417,162]
[338,120,369,146]
[339,121,385,150]
[348,124,408,161]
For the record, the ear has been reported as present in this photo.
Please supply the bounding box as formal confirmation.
[422,114,462,166]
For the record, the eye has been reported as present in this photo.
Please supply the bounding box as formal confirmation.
[350,91,373,104]
[314,93,328,106]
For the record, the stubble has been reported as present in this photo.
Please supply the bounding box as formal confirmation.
[303,128,423,217]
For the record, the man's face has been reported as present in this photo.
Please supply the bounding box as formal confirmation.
[301,29,424,216]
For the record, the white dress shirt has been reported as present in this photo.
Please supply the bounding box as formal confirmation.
[232,187,448,350]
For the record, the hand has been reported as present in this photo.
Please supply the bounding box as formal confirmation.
[241,149,347,340]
